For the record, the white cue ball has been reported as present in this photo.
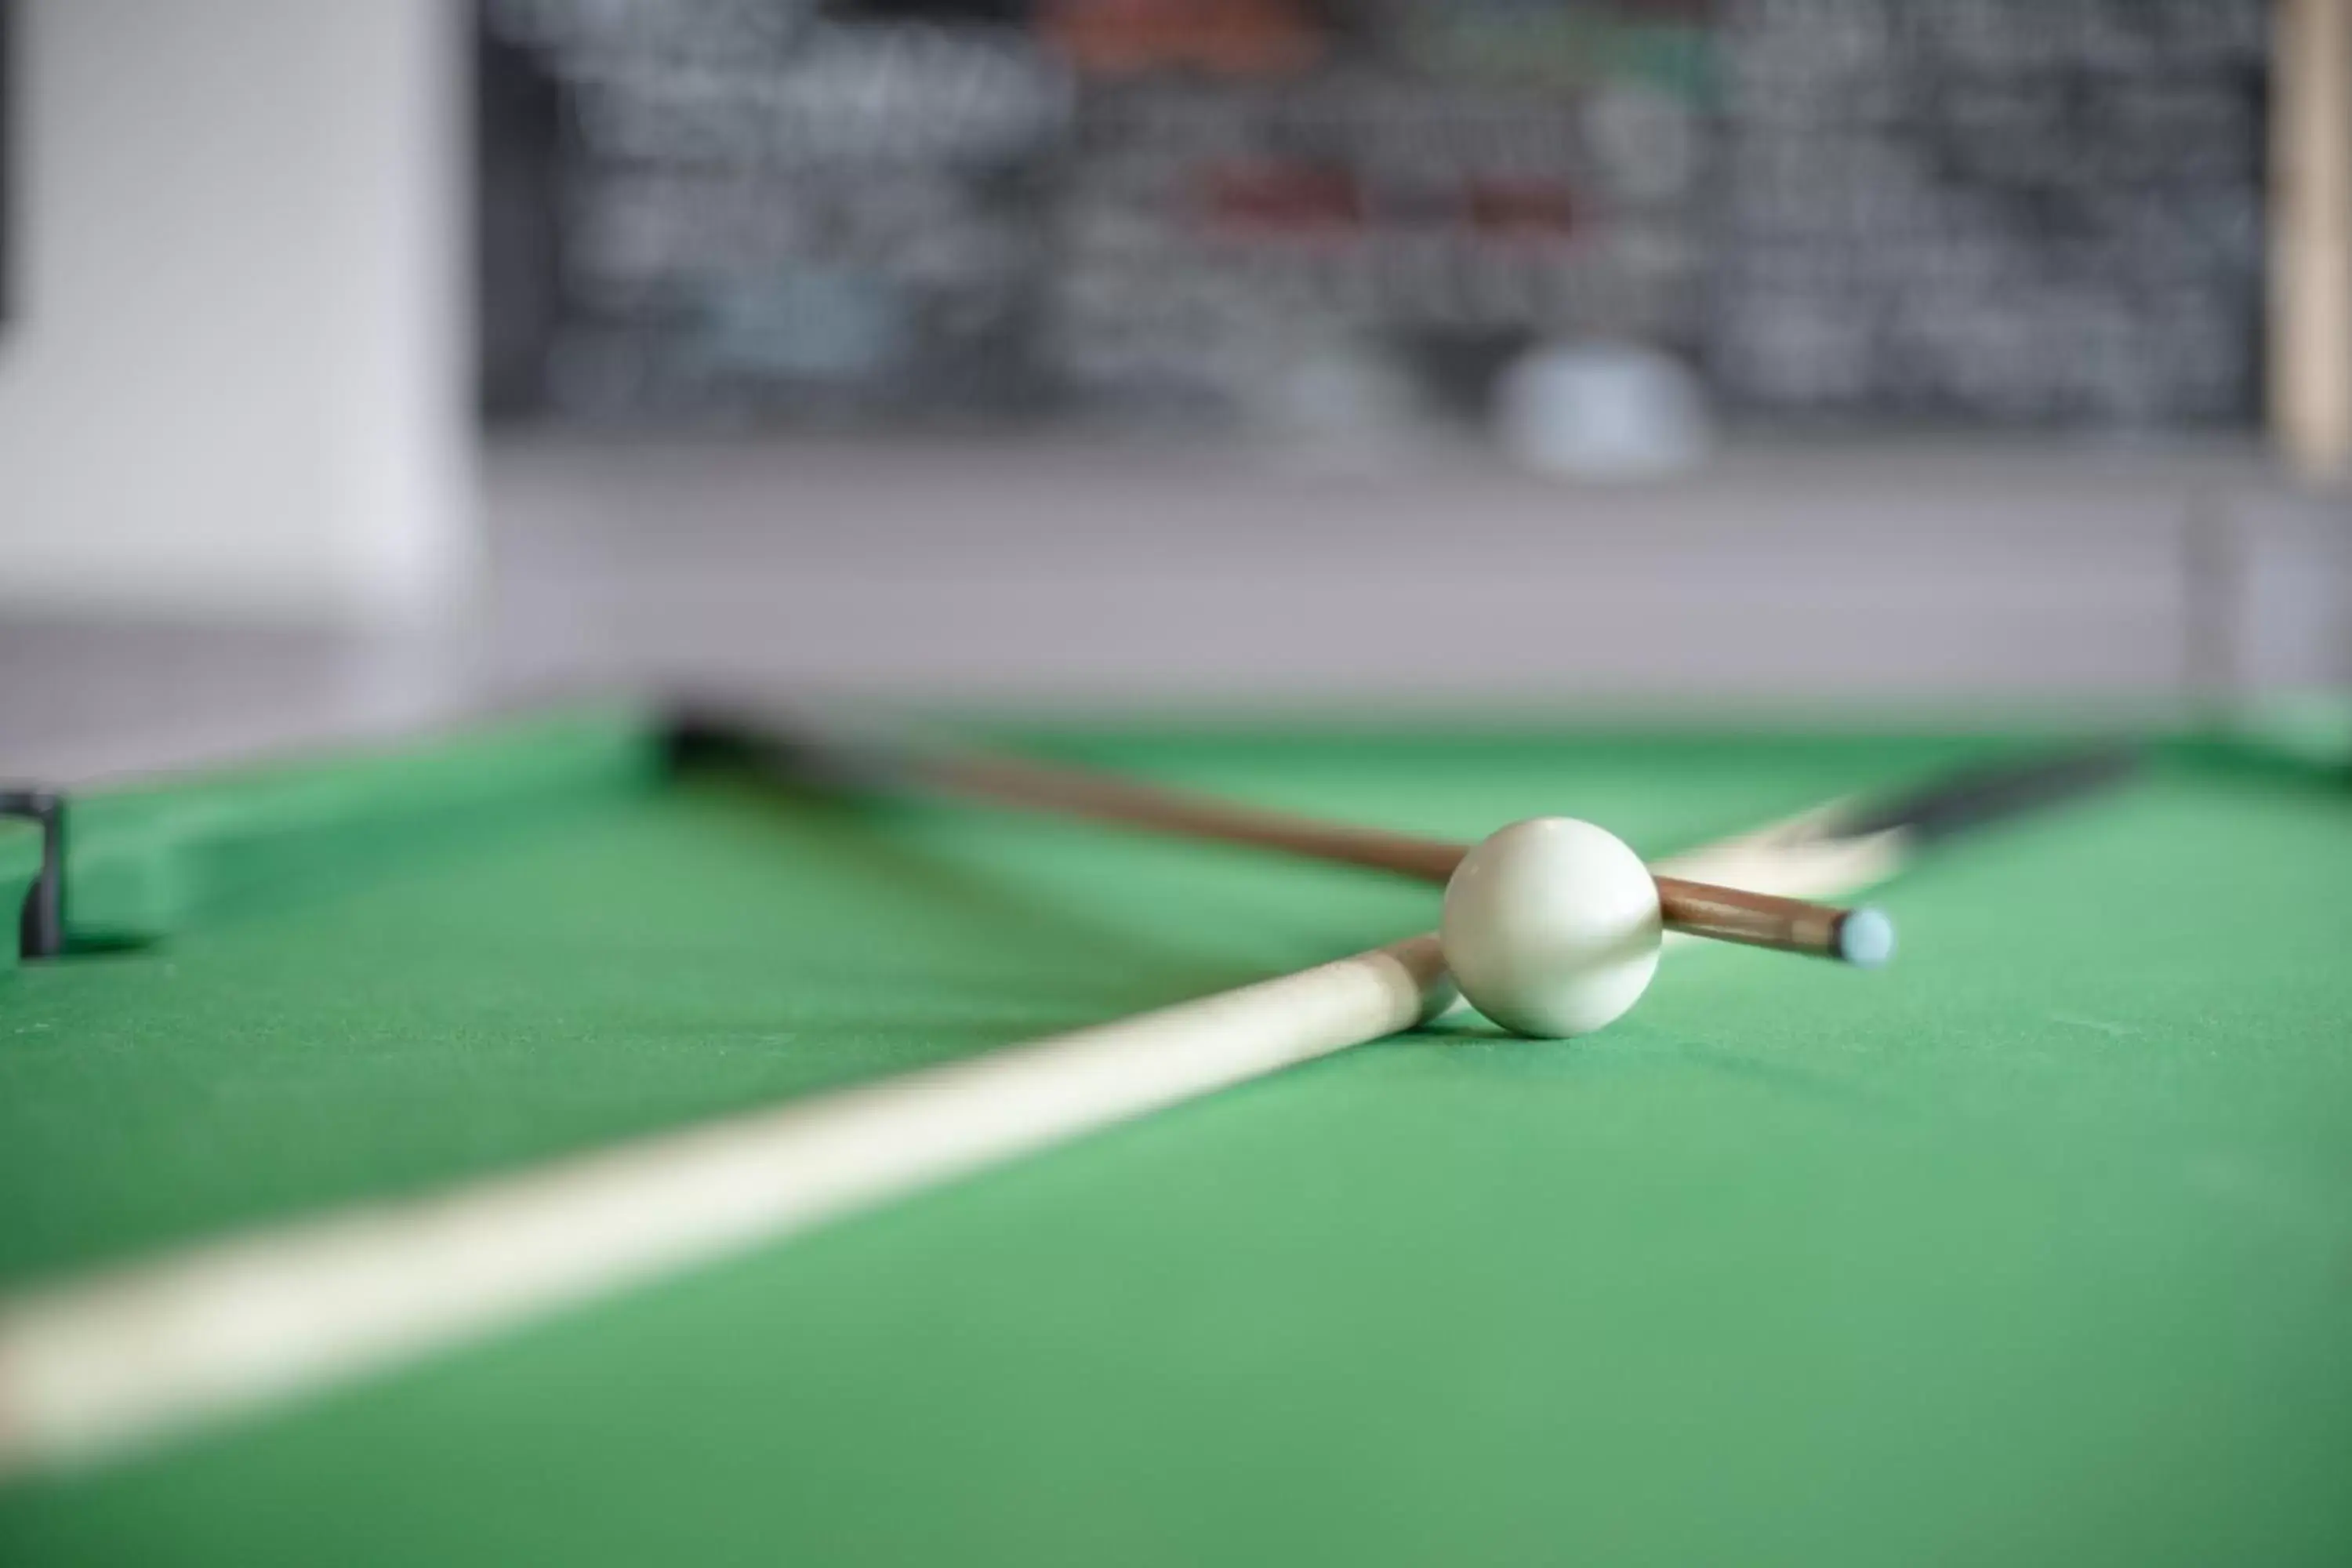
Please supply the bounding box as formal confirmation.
[1440,817,1663,1037]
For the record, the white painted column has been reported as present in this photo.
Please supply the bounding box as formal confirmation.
[2272,0,2352,482]
[0,0,474,622]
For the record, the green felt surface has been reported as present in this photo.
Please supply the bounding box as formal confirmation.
[61,709,661,947]
[2,718,2350,1566]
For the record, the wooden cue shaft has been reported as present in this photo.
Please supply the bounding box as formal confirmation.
[921,750,1867,961]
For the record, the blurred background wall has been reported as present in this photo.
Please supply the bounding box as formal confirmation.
[477,0,2270,437]
[0,0,471,623]
[0,0,2347,753]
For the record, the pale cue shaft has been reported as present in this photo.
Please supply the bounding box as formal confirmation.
[0,794,1908,1479]
[0,938,1453,1479]
[926,750,1868,960]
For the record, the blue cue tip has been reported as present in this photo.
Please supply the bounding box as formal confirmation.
[1835,907,1898,968]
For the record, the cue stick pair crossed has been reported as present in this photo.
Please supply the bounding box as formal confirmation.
[0,738,2131,1479]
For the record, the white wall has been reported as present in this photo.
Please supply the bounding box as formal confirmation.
[0,0,474,623]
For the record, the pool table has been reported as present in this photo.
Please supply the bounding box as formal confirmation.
[1,706,2348,1566]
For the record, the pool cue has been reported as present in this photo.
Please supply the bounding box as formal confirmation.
[0,937,1450,1479]
[0,795,1871,1479]
[668,707,1878,964]
[0,746,2136,1479]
